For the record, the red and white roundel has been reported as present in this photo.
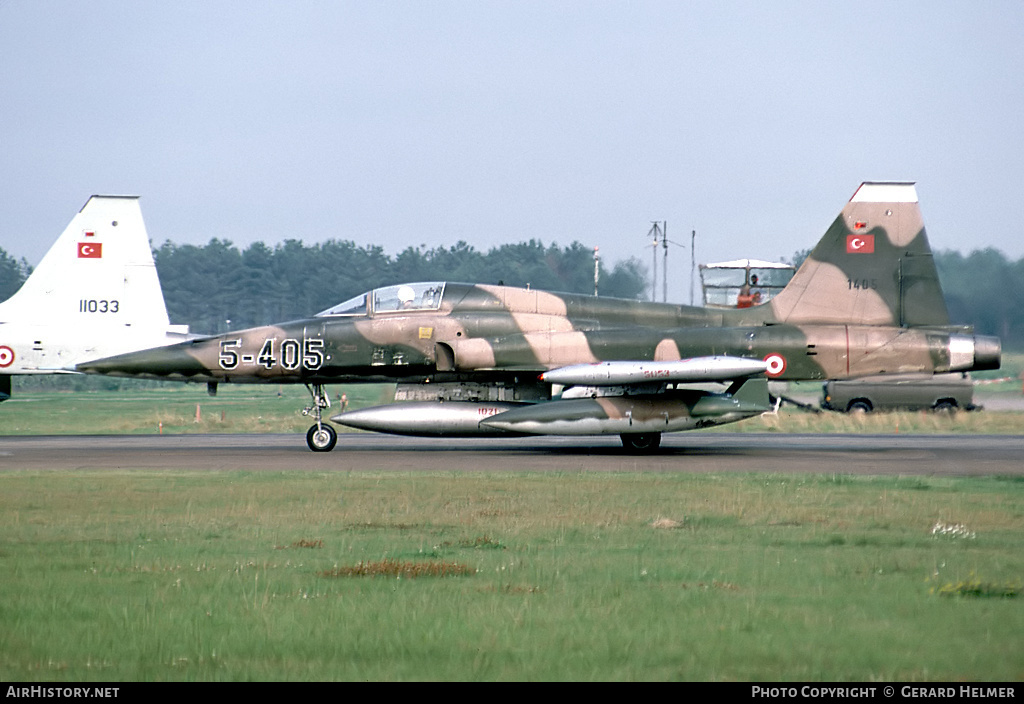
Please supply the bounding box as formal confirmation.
[763,353,787,377]
[0,345,14,368]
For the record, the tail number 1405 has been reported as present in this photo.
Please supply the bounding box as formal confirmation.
[219,338,324,371]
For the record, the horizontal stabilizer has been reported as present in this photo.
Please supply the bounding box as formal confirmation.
[540,356,767,386]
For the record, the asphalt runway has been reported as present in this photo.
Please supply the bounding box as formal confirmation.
[1,433,1023,476]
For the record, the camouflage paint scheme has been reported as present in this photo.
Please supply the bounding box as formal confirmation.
[78,183,1001,451]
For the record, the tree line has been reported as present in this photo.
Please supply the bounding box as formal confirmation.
[0,239,646,334]
[0,248,29,302]
[1,240,1021,346]
[936,248,1023,344]
[153,239,647,333]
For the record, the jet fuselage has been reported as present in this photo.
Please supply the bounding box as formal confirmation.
[79,281,999,386]
[75,182,1003,452]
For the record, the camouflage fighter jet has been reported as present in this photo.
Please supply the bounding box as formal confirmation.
[0,196,191,402]
[77,183,1000,451]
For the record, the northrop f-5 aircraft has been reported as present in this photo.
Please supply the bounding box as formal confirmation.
[0,196,190,402]
[78,183,1001,451]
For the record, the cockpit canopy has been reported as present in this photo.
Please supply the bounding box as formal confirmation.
[316,282,446,317]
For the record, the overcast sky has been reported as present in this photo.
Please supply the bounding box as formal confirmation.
[2,1,1022,304]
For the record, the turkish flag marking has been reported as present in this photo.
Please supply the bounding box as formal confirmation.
[846,235,874,254]
[78,242,103,258]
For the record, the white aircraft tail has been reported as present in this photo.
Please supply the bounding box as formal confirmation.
[1,196,170,325]
[0,196,190,375]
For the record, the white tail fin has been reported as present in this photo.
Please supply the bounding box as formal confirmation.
[1,196,169,325]
[0,196,189,376]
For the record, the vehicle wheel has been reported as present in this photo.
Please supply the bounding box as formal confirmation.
[933,401,957,414]
[620,432,661,452]
[306,424,338,452]
[847,400,872,414]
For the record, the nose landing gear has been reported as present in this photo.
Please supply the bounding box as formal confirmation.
[303,383,337,452]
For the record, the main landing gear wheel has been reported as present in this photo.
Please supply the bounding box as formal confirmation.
[303,382,336,452]
[307,423,338,452]
[620,432,662,452]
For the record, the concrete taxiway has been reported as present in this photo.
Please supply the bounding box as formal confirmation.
[1,433,1023,476]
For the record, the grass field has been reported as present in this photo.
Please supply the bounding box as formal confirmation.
[2,348,1021,437]
[2,379,1024,437]
[2,376,1023,681]
[0,383,394,436]
[1,470,1022,681]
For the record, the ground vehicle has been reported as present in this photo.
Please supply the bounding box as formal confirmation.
[821,373,976,413]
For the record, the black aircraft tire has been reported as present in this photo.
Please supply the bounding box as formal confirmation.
[620,432,662,452]
[306,424,338,452]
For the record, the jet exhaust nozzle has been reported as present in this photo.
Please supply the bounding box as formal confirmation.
[971,335,1002,372]
[947,334,1002,373]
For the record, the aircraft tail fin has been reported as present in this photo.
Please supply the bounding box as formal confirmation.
[0,196,176,329]
[768,182,950,327]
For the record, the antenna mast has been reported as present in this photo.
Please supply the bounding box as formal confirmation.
[690,229,696,306]
[662,222,668,303]
[647,221,667,302]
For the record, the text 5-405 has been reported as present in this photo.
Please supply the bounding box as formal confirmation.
[218,338,324,371]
